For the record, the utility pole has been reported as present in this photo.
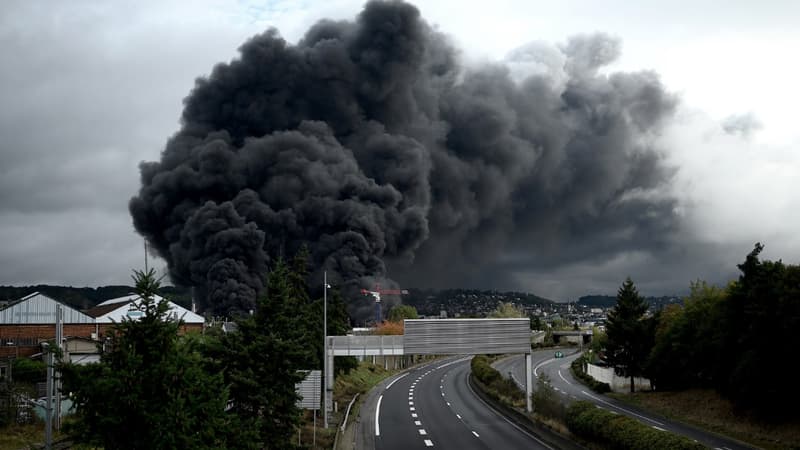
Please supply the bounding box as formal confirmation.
[43,342,52,450]
[323,271,328,428]
[54,304,63,431]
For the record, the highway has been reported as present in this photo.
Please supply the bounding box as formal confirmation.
[356,357,554,450]
[495,349,755,450]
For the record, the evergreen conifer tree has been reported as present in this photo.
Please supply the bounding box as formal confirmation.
[604,277,650,392]
[62,269,229,449]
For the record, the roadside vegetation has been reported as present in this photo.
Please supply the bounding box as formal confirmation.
[566,401,705,450]
[571,243,800,447]
[472,243,800,449]
[470,355,526,408]
[610,389,800,450]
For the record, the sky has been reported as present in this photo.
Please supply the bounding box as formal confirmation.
[1,0,798,301]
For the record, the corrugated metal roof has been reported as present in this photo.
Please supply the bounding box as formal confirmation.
[92,296,204,324]
[96,293,142,306]
[0,292,94,324]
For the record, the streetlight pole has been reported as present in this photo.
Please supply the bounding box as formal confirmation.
[323,271,328,429]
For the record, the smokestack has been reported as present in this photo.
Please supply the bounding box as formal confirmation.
[130,1,679,316]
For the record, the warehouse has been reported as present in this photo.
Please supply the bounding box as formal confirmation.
[0,292,204,358]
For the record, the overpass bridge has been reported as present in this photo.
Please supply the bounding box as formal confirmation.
[325,318,534,412]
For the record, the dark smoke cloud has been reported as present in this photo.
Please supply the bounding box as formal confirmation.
[130,0,680,315]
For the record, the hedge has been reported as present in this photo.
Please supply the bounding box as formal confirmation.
[471,355,525,407]
[570,356,611,394]
[566,401,705,450]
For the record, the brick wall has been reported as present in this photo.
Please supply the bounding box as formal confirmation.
[0,322,204,359]
[0,324,110,342]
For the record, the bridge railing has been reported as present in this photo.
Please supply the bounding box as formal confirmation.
[327,335,404,356]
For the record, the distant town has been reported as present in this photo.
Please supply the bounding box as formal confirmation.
[0,284,683,330]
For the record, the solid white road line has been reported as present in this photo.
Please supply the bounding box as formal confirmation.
[436,356,471,369]
[580,390,664,426]
[558,370,573,385]
[375,395,383,437]
[533,357,556,377]
[510,372,523,388]
[652,426,667,431]
[385,373,408,390]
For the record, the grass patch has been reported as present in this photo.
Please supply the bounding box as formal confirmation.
[609,389,800,449]
[333,361,395,405]
[297,409,336,449]
[0,422,49,450]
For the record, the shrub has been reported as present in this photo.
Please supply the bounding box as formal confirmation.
[471,355,525,407]
[532,374,566,421]
[566,401,705,450]
[11,358,46,384]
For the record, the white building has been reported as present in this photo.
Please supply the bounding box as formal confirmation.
[89,294,204,325]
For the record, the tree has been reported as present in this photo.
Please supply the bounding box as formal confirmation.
[646,281,726,390]
[604,277,651,392]
[530,315,543,331]
[62,269,230,449]
[489,302,525,318]
[718,243,800,417]
[388,304,418,322]
[217,258,306,449]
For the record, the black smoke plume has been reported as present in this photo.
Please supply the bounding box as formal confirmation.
[130,0,679,316]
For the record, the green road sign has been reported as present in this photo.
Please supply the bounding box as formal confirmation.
[554,351,564,358]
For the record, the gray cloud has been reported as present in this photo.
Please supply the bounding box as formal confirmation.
[721,112,762,138]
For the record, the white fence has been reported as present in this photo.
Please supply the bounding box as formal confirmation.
[586,363,652,392]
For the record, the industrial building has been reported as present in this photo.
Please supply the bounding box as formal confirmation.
[0,292,204,359]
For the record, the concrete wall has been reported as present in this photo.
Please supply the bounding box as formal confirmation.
[586,363,651,392]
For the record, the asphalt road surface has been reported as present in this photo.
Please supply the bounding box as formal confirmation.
[495,349,755,450]
[356,357,553,450]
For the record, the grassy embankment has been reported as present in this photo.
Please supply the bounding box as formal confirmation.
[609,389,800,450]
[0,422,46,450]
[299,358,410,449]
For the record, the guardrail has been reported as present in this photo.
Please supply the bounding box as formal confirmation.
[340,393,359,432]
